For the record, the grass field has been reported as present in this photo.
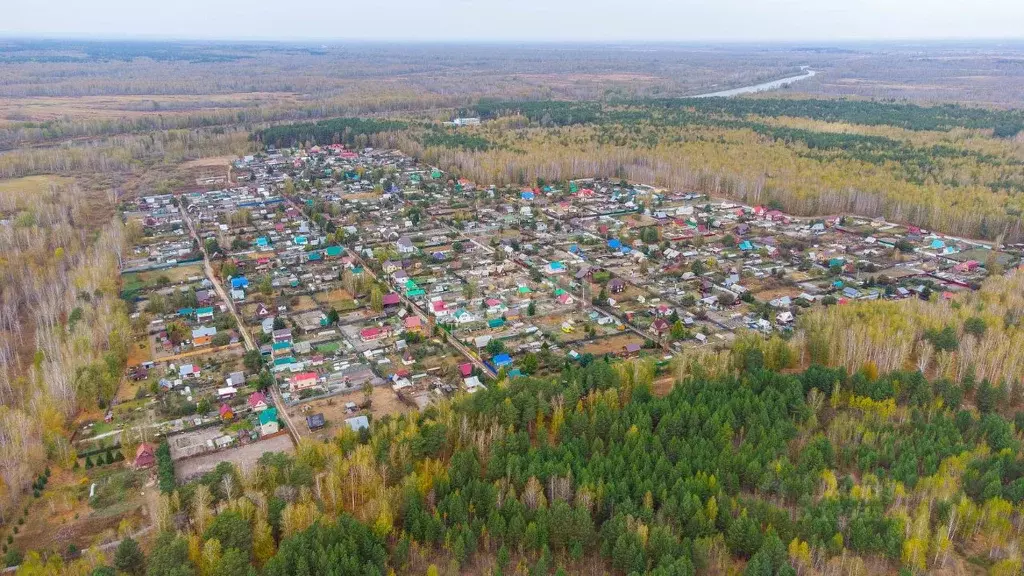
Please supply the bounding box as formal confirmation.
[0,175,74,196]
[313,289,355,309]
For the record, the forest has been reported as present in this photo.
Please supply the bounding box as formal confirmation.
[407,98,1024,241]
[23,328,1024,575]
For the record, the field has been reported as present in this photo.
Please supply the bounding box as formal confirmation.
[125,338,152,369]
[174,434,295,481]
[288,385,413,441]
[9,465,151,556]
[0,174,74,196]
[580,333,647,356]
[133,263,205,286]
[313,288,355,308]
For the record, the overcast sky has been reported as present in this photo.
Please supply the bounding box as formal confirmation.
[4,0,1024,42]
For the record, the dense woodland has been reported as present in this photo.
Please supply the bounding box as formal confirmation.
[27,309,1024,575]
[415,99,1024,241]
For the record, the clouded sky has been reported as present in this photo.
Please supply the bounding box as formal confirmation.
[4,0,1024,42]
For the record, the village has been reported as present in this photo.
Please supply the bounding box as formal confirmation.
[57,140,1019,542]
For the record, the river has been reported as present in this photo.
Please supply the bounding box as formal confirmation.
[693,67,817,98]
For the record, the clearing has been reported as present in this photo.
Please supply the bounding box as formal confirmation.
[174,434,295,481]
[288,385,413,441]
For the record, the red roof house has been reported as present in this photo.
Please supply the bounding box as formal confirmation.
[133,443,155,469]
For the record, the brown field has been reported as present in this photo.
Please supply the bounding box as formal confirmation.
[0,92,301,124]
[580,333,646,356]
[652,375,676,397]
[126,338,152,368]
[181,155,236,169]
[174,434,295,481]
[289,295,320,312]
[288,385,412,441]
[752,287,801,301]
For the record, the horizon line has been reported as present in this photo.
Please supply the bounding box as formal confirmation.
[2,34,1024,47]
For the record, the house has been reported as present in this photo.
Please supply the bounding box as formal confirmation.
[248,391,269,412]
[230,277,249,290]
[396,237,416,254]
[464,376,486,393]
[622,343,642,357]
[133,443,156,470]
[196,307,215,322]
[382,293,402,308]
[608,278,626,294]
[488,299,512,317]
[404,316,423,333]
[217,386,237,400]
[546,261,566,274]
[289,372,319,393]
[650,318,670,335]
[360,326,391,342]
[345,415,370,432]
[557,293,575,306]
[273,328,293,343]
[179,364,200,378]
[492,354,513,368]
[219,403,234,421]
[453,308,476,324]
[306,413,326,431]
[776,311,795,324]
[259,408,280,436]
[459,363,473,377]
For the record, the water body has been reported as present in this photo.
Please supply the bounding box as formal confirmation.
[693,67,817,98]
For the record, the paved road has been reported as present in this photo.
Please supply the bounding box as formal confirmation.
[178,204,300,445]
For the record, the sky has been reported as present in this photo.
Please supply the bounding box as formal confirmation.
[4,0,1024,42]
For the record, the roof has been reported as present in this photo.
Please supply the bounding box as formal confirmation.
[345,415,370,431]
[493,353,512,366]
[259,407,278,426]
[248,391,268,407]
[306,413,325,429]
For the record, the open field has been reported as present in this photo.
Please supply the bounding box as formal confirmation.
[10,466,151,555]
[313,288,356,309]
[0,93,304,125]
[289,385,413,441]
[174,434,295,481]
[133,263,205,286]
[580,333,646,356]
[0,174,74,196]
